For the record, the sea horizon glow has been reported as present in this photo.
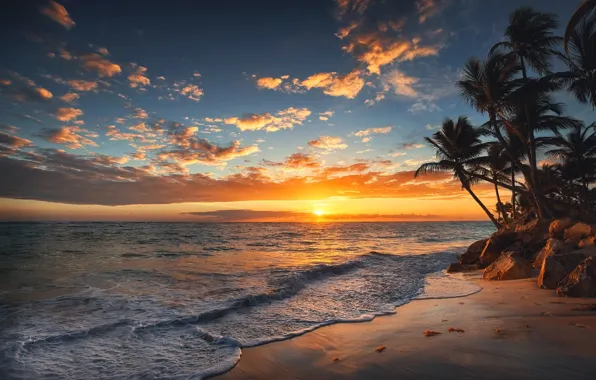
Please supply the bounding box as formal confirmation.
[0,0,592,222]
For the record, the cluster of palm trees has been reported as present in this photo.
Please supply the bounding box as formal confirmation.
[416,4,596,229]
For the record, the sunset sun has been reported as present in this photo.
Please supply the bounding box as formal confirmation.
[313,210,325,216]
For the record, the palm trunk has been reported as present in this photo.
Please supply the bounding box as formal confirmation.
[511,169,516,220]
[462,181,501,229]
[519,56,551,220]
[494,180,508,225]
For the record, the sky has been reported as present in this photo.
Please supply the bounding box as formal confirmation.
[0,0,593,222]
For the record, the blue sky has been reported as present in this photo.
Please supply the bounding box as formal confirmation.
[0,0,593,221]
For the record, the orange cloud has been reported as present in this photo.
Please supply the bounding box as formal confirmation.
[308,136,348,151]
[40,1,76,30]
[106,125,151,142]
[54,107,83,121]
[158,139,260,167]
[128,65,151,88]
[353,126,392,137]
[383,70,419,97]
[282,153,321,170]
[224,107,311,132]
[68,79,98,91]
[80,54,122,77]
[298,70,364,98]
[0,132,33,148]
[335,0,372,15]
[256,77,283,89]
[41,126,98,149]
[60,92,80,103]
[178,84,203,101]
[416,0,441,23]
[0,73,53,102]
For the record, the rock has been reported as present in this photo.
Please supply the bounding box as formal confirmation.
[483,253,535,281]
[479,232,518,265]
[557,257,596,297]
[460,238,489,265]
[537,253,586,289]
[564,222,593,241]
[533,238,566,270]
[549,218,575,238]
[446,263,475,273]
[579,236,596,248]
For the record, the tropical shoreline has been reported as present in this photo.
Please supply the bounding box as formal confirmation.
[214,272,596,380]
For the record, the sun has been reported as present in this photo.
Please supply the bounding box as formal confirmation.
[313,209,324,216]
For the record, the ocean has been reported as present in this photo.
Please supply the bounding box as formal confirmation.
[0,222,493,379]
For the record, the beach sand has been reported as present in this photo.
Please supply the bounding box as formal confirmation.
[216,273,596,380]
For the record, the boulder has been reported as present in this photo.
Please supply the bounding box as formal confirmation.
[479,232,518,265]
[549,218,575,238]
[460,238,489,265]
[579,236,596,249]
[564,222,593,241]
[533,238,566,270]
[446,263,476,273]
[483,253,535,281]
[557,257,596,297]
[537,253,586,289]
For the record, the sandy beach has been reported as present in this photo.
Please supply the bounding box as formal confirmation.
[217,273,596,380]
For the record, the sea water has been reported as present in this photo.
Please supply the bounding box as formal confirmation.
[0,222,493,379]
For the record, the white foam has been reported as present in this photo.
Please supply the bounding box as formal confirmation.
[414,270,483,300]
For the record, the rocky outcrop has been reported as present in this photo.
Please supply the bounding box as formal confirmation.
[479,232,519,266]
[557,257,596,297]
[446,263,476,273]
[579,236,596,248]
[460,238,489,265]
[533,238,566,270]
[483,253,534,281]
[549,218,574,238]
[537,253,586,289]
[564,222,593,241]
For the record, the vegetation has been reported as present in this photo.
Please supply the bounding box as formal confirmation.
[416,4,596,228]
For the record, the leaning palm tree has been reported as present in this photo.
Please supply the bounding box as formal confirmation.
[544,122,596,209]
[491,7,561,78]
[483,144,511,224]
[564,0,596,52]
[560,16,596,108]
[415,117,501,228]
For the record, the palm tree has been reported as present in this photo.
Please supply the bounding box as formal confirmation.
[560,16,596,108]
[415,117,501,228]
[483,144,511,224]
[545,122,596,209]
[564,0,596,52]
[491,7,561,79]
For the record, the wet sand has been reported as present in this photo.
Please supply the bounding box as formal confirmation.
[216,273,596,380]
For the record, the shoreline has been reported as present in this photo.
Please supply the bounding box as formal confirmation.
[214,272,596,380]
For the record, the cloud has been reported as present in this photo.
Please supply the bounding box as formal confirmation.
[335,0,372,15]
[308,136,348,151]
[0,132,33,148]
[353,126,392,137]
[282,153,321,170]
[131,107,148,119]
[106,125,151,142]
[383,70,419,97]
[224,107,311,132]
[54,107,83,121]
[335,21,360,39]
[68,79,98,91]
[0,149,481,206]
[319,110,334,121]
[60,92,80,103]
[256,77,283,90]
[40,126,98,149]
[80,54,122,77]
[97,47,109,56]
[416,0,442,23]
[178,84,203,101]
[389,152,407,157]
[128,65,151,88]
[298,70,364,99]
[401,142,425,149]
[40,1,76,30]
[0,73,53,102]
[425,123,440,130]
[408,102,441,114]
[157,139,260,167]
[129,122,148,133]
[364,92,385,106]
[344,35,440,75]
